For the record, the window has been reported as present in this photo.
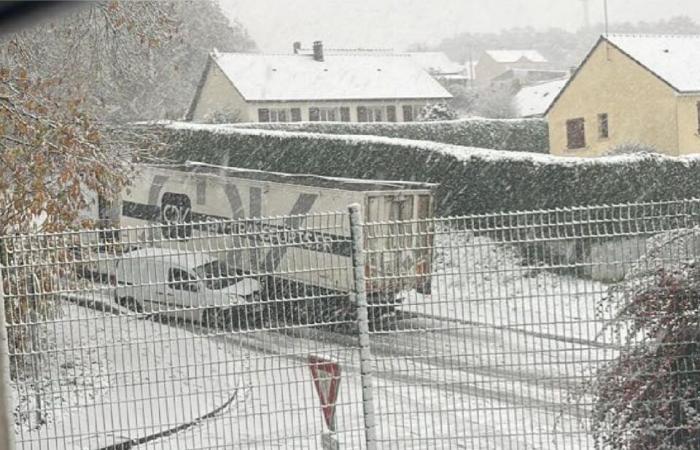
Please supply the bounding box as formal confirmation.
[597,113,609,139]
[260,108,293,122]
[258,108,270,122]
[319,108,338,121]
[270,109,287,122]
[696,101,700,133]
[291,108,302,122]
[566,118,586,149]
[309,107,320,121]
[168,268,198,292]
[309,107,340,121]
[403,105,414,122]
[358,105,384,122]
[387,105,397,122]
[340,107,351,122]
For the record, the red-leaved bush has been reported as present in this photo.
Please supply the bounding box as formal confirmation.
[592,261,700,449]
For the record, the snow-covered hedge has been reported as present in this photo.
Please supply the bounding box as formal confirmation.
[232,117,549,154]
[157,122,700,216]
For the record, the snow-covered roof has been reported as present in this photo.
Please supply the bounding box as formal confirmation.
[210,51,452,102]
[604,34,700,92]
[514,78,569,118]
[408,52,464,75]
[485,50,547,64]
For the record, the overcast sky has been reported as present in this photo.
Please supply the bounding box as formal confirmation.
[218,0,700,51]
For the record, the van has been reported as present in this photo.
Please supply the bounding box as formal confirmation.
[113,247,260,328]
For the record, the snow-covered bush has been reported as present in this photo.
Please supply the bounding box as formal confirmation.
[592,257,700,449]
[603,142,662,156]
[157,122,700,217]
[417,103,458,121]
[232,117,549,154]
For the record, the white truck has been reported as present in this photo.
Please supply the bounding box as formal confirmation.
[103,162,436,326]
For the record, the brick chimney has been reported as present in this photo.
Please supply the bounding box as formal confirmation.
[293,41,301,54]
[312,41,324,62]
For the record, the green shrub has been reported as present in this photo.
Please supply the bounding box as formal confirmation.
[231,117,549,154]
[156,122,700,217]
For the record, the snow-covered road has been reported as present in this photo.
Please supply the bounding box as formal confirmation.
[12,232,614,449]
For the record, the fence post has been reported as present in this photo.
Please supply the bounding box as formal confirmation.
[0,271,16,450]
[348,204,378,450]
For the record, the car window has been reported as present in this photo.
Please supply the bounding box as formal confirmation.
[167,268,198,291]
[194,260,243,290]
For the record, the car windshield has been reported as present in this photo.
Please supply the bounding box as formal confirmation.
[194,260,243,290]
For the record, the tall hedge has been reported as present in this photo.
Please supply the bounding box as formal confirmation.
[157,122,700,217]
[232,117,549,154]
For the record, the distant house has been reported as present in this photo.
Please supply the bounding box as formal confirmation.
[546,34,700,157]
[514,77,569,118]
[187,42,452,123]
[408,52,471,87]
[475,50,548,84]
[491,68,569,89]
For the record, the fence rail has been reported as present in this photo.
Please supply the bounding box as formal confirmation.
[2,198,700,449]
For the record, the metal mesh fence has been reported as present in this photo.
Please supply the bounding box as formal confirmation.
[3,199,700,449]
[364,199,700,449]
[1,212,368,450]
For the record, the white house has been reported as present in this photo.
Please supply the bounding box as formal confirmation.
[408,51,471,86]
[187,42,452,123]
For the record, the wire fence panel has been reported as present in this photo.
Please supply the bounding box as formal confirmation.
[4,199,700,449]
[1,213,368,450]
[364,199,700,449]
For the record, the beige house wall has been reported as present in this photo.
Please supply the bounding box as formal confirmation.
[190,63,250,123]
[547,41,679,157]
[676,95,700,155]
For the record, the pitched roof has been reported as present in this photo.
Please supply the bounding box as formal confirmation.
[408,52,464,75]
[485,50,547,64]
[604,34,700,92]
[514,77,569,117]
[209,51,452,102]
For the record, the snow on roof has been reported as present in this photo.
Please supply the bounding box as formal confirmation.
[485,50,547,64]
[604,34,700,92]
[514,78,569,118]
[211,51,452,102]
[408,52,465,75]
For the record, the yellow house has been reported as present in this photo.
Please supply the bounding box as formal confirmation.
[186,42,452,123]
[546,34,700,157]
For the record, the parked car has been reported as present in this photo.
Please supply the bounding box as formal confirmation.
[113,247,261,329]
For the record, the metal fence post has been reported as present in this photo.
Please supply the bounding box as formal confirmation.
[348,204,378,450]
[0,271,16,450]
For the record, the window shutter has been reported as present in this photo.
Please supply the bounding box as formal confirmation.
[357,106,368,122]
[309,107,320,121]
[258,108,270,122]
[566,118,586,149]
[597,113,609,139]
[387,105,397,122]
[402,105,413,122]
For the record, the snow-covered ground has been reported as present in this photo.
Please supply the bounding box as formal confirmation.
[11,231,618,449]
[402,232,615,345]
[11,300,249,450]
